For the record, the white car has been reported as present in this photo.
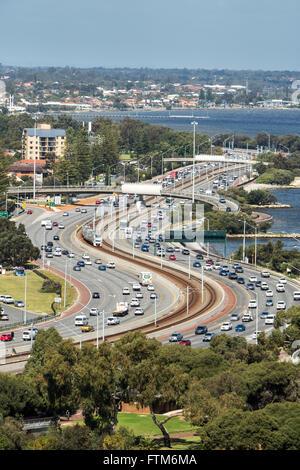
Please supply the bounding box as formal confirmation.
[89,308,100,316]
[136,292,143,299]
[242,313,253,322]
[214,263,221,270]
[122,288,130,295]
[134,308,144,315]
[107,316,120,326]
[249,276,257,283]
[68,252,75,258]
[63,212,69,216]
[277,301,286,310]
[2,295,14,304]
[58,224,65,229]
[276,283,285,292]
[220,322,232,331]
[174,246,180,252]
[150,292,157,299]
[261,271,270,278]
[130,299,140,307]
[147,285,155,291]
[205,264,212,271]
[107,262,116,269]
[54,251,62,257]
[261,282,269,290]
[266,290,273,297]
[265,314,276,325]
[252,331,262,339]
[84,260,92,265]
[248,300,257,308]
[279,277,287,284]
[132,284,141,291]
[82,254,90,260]
[22,327,38,341]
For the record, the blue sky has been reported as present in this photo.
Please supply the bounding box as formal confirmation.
[1,0,299,70]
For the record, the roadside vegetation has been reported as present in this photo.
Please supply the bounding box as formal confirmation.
[0,326,299,450]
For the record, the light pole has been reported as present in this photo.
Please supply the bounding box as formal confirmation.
[33,117,37,201]
[191,121,198,204]
[24,271,27,325]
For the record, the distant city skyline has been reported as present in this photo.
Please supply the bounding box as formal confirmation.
[1,0,300,71]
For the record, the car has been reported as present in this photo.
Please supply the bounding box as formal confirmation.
[22,328,38,341]
[169,332,183,342]
[261,271,270,278]
[14,300,24,307]
[266,299,273,307]
[182,249,190,255]
[54,250,62,257]
[235,324,246,332]
[255,280,262,288]
[219,270,228,276]
[95,200,101,205]
[130,299,140,307]
[53,235,60,241]
[237,277,245,284]
[279,277,287,284]
[46,253,53,258]
[132,284,141,292]
[150,292,157,299]
[248,299,257,308]
[249,276,257,283]
[260,311,269,319]
[265,314,276,325]
[122,288,130,295]
[75,207,81,212]
[58,224,65,229]
[147,285,155,291]
[136,292,143,299]
[95,258,102,264]
[52,221,58,226]
[206,259,214,265]
[276,283,285,292]
[68,252,75,258]
[230,313,240,321]
[214,263,222,271]
[178,339,191,346]
[85,259,92,265]
[235,266,244,273]
[220,322,232,331]
[169,254,176,260]
[205,264,213,271]
[242,313,253,322]
[89,308,100,316]
[261,282,269,291]
[81,325,94,333]
[193,261,201,268]
[77,261,85,267]
[47,241,53,247]
[252,331,262,339]
[63,212,69,216]
[1,334,13,342]
[196,253,204,260]
[82,254,90,260]
[81,208,87,213]
[0,313,9,321]
[106,261,116,269]
[276,301,286,310]
[166,246,174,253]
[107,316,120,326]
[202,332,216,342]
[195,325,208,335]
[27,209,33,214]
[2,296,14,304]
[134,308,144,315]
[229,272,237,279]
[266,290,273,297]
[98,265,106,271]
[92,292,100,299]
[73,265,81,271]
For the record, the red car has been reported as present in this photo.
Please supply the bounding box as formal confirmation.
[169,254,176,260]
[1,334,13,342]
[206,259,214,265]
[52,221,58,226]
[179,339,191,346]
[95,200,101,205]
[27,210,32,214]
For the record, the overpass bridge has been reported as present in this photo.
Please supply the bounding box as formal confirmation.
[163,154,257,165]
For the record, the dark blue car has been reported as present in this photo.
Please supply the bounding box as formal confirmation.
[235,324,246,332]
[219,269,228,276]
[193,262,201,268]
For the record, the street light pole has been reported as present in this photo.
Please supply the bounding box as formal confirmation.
[24,272,27,324]
[243,219,246,262]
[191,121,198,204]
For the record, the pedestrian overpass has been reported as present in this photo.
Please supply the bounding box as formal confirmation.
[163,154,257,165]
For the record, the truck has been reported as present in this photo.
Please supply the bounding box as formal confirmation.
[170,170,178,179]
[112,302,128,317]
[139,272,152,286]
[41,219,51,227]
[119,217,129,230]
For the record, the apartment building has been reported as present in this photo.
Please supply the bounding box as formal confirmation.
[22,123,66,160]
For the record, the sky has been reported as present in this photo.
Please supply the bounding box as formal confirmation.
[1,0,300,70]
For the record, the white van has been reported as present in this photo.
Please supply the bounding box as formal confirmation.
[293,291,300,301]
[74,315,88,327]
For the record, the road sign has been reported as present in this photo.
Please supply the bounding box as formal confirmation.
[0,211,8,219]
